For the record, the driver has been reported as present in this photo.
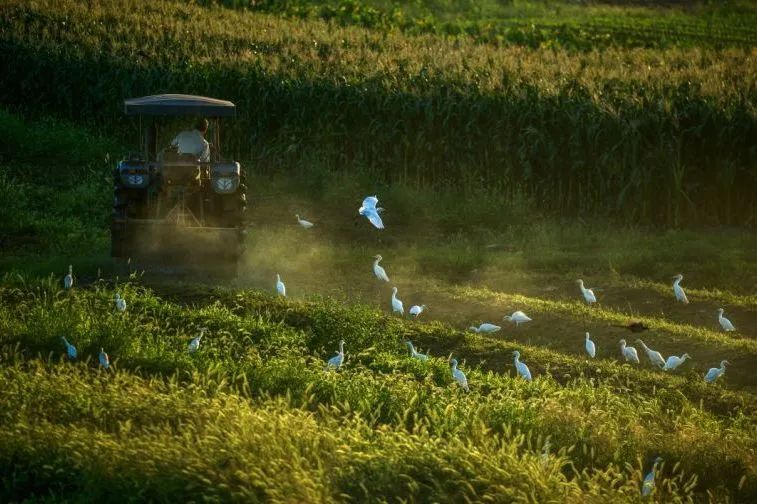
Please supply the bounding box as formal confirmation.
[171,118,210,162]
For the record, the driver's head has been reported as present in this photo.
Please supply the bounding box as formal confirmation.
[195,118,209,135]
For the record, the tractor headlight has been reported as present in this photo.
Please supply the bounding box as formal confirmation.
[127,174,145,186]
[211,162,241,194]
[215,177,235,192]
[118,160,150,188]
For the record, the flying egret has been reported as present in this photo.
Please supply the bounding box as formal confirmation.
[372,255,390,282]
[391,287,404,315]
[468,323,501,334]
[717,308,735,332]
[672,274,689,304]
[503,311,532,327]
[63,265,73,289]
[704,360,729,383]
[61,336,77,360]
[584,332,596,358]
[641,457,663,496]
[513,351,532,381]
[188,328,205,354]
[326,340,345,370]
[663,353,691,371]
[295,214,314,229]
[409,304,426,318]
[99,348,110,370]
[619,339,640,364]
[405,340,428,361]
[276,274,286,297]
[115,293,126,312]
[450,359,469,392]
[613,321,649,333]
[635,339,665,368]
[576,279,597,305]
[358,195,384,229]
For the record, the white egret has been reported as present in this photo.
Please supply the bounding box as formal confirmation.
[635,339,665,368]
[405,340,428,361]
[326,340,345,369]
[188,328,205,354]
[576,279,597,305]
[391,287,404,315]
[641,457,663,496]
[61,336,77,360]
[358,195,384,229]
[704,360,729,383]
[513,351,532,381]
[63,265,73,289]
[115,293,126,312]
[468,323,501,334]
[409,304,426,318]
[717,308,735,332]
[584,332,596,358]
[619,339,640,364]
[450,359,469,392]
[503,311,532,327]
[372,255,390,282]
[276,274,286,297]
[295,214,314,229]
[663,353,691,371]
[99,348,110,370]
[672,274,689,304]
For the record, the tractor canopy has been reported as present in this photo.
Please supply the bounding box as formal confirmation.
[124,94,236,117]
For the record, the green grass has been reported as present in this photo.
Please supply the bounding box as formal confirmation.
[0,277,755,501]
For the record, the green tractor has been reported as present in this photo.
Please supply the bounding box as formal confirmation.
[112,94,247,273]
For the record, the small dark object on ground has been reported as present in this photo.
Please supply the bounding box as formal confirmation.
[613,321,649,333]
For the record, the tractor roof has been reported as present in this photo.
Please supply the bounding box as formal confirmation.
[124,94,236,117]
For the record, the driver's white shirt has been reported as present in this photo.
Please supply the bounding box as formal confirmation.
[171,129,210,162]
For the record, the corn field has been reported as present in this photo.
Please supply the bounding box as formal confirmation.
[0,0,755,226]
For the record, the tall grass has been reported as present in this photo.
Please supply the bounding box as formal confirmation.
[0,0,755,225]
[0,276,755,500]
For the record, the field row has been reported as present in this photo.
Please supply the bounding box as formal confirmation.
[0,276,755,500]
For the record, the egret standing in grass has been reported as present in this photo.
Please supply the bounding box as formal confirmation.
[391,287,404,315]
[99,348,110,370]
[63,265,73,290]
[115,293,126,312]
[584,332,596,358]
[503,311,532,327]
[641,457,663,496]
[672,274,689,304]
[358,195,384,229]
[61,336,77,360]
[276,274,286,297]
[704,360,729,383]
[188,328,205,354]
[295,214,314,229]
[663,353,691,371]
[372,255,390,282]
[409,304,426,318]
[405,340,428,361]
[717,308,735,332]
[450,358,469,392]
[468,323,501,334]
[636,339,665,368]
[327,340,345,370]
[576,279,597,305]
[513,351,532,381]
[619,339,640,364]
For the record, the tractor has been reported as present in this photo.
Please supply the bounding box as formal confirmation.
[112,94,247,273]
